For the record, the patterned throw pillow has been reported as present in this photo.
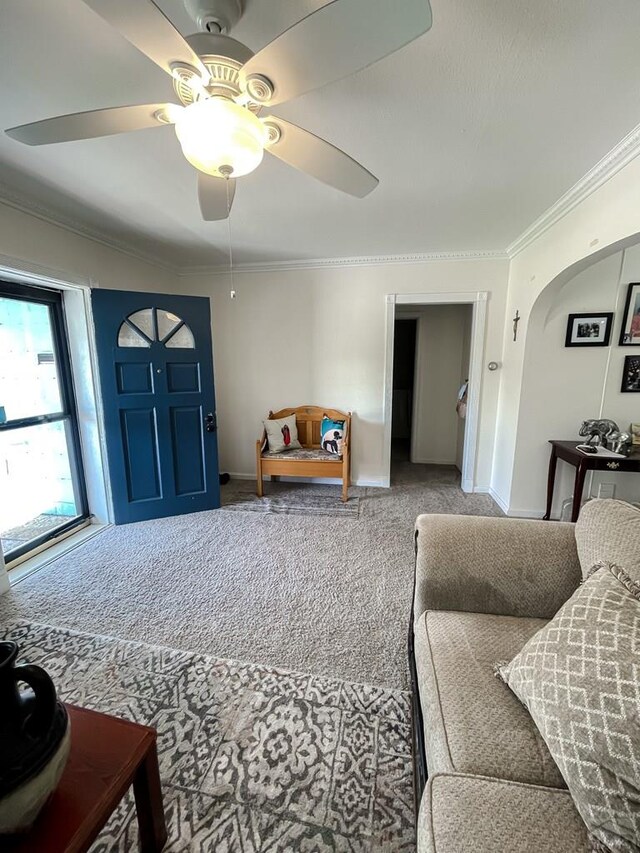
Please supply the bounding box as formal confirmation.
[321,416,345,456]
[497,563,640,853]
[263,415,302,453]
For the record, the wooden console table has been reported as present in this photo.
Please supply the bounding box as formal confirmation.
[543,440,640,523]
[8,704,166,853]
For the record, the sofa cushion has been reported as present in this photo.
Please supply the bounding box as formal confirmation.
[415,610,565,788]
[575,498,640,581]
[417,774,589,853]
[498,563,640,853]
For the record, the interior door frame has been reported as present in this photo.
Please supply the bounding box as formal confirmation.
[383,292,488,492]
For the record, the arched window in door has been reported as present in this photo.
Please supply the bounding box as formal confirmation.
[117,308,196,349]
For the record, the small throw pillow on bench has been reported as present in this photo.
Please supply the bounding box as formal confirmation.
[497,562,640,853]
[321,415,345,456]
[263,415,302,453]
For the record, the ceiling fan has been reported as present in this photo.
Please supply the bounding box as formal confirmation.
[5,0,433,221]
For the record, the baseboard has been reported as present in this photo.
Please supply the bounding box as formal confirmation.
[473,485,544,518]
[410,457,457,466]
[8,522,108,587]
[227,472,385,488]
[478,486,509,515]
[505,508,545,519]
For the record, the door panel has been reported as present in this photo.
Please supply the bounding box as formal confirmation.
[170,406,206,495]
[92,290,220,524]
[167,362,200,393]
[120,408,162,503]
[116,362,154,394]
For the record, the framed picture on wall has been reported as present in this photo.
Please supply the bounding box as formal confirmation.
[621,356,640,393]
[565,312,613,347]
[619,283,640,345]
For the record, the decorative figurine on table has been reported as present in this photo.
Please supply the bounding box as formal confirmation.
[608,430,633,456]
[578,419,620,449]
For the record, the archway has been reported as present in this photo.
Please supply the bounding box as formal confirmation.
[508,232,640,516]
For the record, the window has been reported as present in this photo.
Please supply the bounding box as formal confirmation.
[0,281,89,563]
[117,308,195,349]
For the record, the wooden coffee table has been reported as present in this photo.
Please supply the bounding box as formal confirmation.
[8,704,167,852]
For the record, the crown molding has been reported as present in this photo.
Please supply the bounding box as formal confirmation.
[178,249,509,277]
[0,183,180,275]
[0,183,507,277]
[507,121,640,258]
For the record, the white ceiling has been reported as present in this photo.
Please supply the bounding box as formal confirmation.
[1,0,640,268]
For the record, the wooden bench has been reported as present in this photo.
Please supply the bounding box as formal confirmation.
[256,406,351,502]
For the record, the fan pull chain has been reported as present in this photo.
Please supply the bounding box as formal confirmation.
[225,178,236,299]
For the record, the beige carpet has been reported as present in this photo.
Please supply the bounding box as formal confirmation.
[0,458,500,690]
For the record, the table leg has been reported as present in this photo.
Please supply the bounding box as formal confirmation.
[133,744,167,853]
[542,446,558,520]
[571,462,588,523]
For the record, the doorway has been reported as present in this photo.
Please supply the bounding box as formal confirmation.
[0,280,89,563]
[391,318,417,463]
[383,292,487,492]
[391,305,472,482]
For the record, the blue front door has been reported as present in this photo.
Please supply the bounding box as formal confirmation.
[92,290,220,524]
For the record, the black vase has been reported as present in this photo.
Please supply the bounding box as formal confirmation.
[0,641,70,834]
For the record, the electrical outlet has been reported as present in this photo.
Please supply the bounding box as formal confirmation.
[597,483,616,500]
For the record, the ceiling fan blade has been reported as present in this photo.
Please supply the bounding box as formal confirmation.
[5,104,180,146]
[264,117,378,198]
[198,174,236,221]
[81,0,209,80]
[239,0,432,106]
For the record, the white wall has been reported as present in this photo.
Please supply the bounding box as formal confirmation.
[183,259,509,487]
[493,152,640,513]
[0,202,180,294]
[411,304,471,465]
[510,245,640,516]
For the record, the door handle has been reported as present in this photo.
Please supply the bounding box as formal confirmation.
[205,412,217,433]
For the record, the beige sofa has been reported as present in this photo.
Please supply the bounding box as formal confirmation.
[410,499,640,852]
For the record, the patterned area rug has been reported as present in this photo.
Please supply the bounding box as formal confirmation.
[3,621,414,852]
[223,493,360,518]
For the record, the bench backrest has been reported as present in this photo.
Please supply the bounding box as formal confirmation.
[268,406,351,449]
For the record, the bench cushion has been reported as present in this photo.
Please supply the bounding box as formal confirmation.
[262,448,341,462]
[415,610,565,788]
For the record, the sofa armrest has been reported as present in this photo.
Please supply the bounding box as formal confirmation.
[414,515,581,622]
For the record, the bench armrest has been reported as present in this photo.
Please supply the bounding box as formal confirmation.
[414,514,581,622]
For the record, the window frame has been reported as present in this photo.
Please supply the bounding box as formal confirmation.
[0,279,90,563]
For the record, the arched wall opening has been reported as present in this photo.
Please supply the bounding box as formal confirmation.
[509,233,640,516]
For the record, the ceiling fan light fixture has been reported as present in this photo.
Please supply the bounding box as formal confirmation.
[174,97,267,178]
